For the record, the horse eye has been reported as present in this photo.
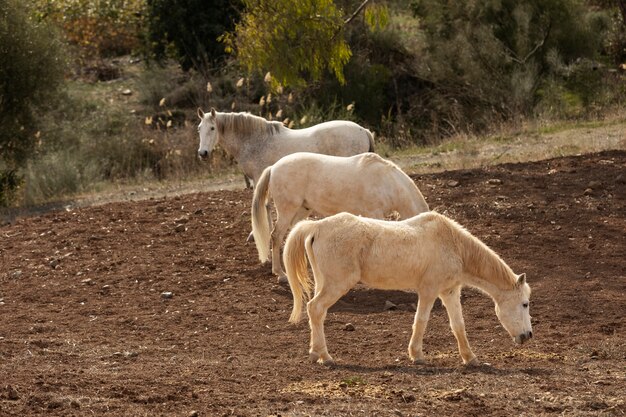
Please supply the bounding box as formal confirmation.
[522,302,529,308]
[210,126,215,131]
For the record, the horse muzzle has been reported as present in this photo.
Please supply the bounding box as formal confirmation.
[198,150,210,160]
[514,330,533,345]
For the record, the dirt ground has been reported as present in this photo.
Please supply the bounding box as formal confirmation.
[1,150,625,416]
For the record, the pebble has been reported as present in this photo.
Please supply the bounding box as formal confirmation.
[447,180,460,187]
[487,178,503,185]
[161,291,173,299]
[384,300,398,311]
[583,188,593,196]
[343,323,355,331]
[7,385,19,400]
[175,224,187,232]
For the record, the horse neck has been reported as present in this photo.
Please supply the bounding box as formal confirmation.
[218,129,244,159]
[454,226,516,296]
[217,113,272,159]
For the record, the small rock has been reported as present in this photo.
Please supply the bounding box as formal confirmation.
[583,188,593,196]
[194,209,204,215]
[188,411,199,417]
[49,259,60,269]
[7,385,19,400]
[161,291,173,299]
[343,323,355,331]
[81,278,93,285]
[384,300,398,311]
[122,89,132,95]
[446,180,460,188]
[10,270,22,279]
[175,224,187,232]
[175,216,190,224]
[487,178,502,185]
[100,285,111,294]
[587,180,601,189]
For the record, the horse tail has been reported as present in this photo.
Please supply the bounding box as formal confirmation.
[284,221,316,323]
[366,129,375,153]
[251,166,272,262]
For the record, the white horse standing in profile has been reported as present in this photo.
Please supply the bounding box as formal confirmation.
[197,108,374,188]
[283,211,533,366]
[251,152,429,281]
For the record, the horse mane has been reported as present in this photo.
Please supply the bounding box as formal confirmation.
[216,112,283,137]
[436,213,517,290]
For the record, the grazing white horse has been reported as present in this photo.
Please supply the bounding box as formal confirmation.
[252,152,429,282]
[197,108,374,188]
[283,211,533,366]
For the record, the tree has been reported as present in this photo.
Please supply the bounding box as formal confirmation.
[0,0,65,204]
[409,0,603,127]
[146,0,243,71]
[223,0,386,87]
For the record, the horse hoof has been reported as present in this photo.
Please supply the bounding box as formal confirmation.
[277,275,288,284]
[309,352,320,363]
[412,358,427,365]
[464,357,480,367]
[321,358,335,367]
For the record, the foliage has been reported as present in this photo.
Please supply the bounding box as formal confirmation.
[223,0,353,87]
[32,0,145,62]
[0,0,66,205]
[145,0,242,72]
[405,0,608,137]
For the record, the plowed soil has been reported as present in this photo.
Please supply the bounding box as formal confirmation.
[1,150,625,416]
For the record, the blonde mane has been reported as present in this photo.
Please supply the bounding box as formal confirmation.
[216,112,283,137]
[439,214,517,289]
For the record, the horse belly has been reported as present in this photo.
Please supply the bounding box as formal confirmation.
[359,263,421,291]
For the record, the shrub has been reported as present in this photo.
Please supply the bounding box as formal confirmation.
[32,0,146,63]
[0,0,66,205]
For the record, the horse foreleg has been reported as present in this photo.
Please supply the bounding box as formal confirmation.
[440,287,478,366]
[408,293,436,364]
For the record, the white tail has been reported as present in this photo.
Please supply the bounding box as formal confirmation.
[251,166,272,262]
[283,221,316,323]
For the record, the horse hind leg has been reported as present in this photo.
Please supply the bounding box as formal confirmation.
[307,271,359,366]
[439,286,478,366]
[271,205,310,283]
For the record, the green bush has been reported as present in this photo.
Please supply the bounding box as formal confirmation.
[0,0,66,205]
[406,0,605,134]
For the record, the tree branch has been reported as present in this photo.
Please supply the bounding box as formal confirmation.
[331,0,373,40]
[344,0,372,25]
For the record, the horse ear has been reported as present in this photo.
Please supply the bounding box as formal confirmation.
[516,273,526,286]
[197,108,204,120]
[210,107,217,118]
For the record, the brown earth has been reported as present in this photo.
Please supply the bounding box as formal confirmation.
[1,150,625,417]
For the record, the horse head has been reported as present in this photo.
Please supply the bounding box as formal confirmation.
[494,273,533,345]
[197,107,218,160]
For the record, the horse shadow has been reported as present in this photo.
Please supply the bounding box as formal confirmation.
[327,361,551,378]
